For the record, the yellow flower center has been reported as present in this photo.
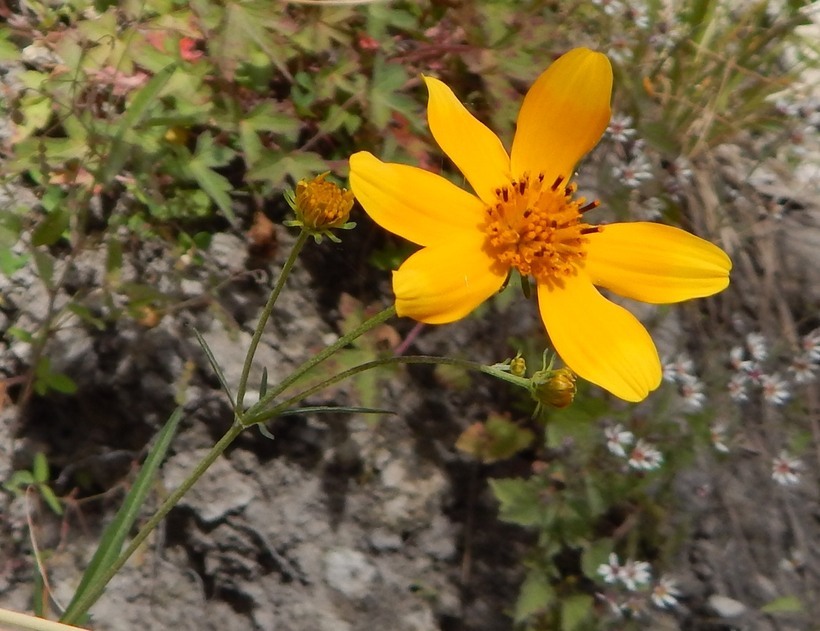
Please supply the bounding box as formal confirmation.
[296,173,354,230]
[483,173,601,287]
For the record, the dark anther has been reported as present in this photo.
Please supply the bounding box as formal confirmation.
[538,173,545,182]
[523,209,532,218]
[579,201,600,214]
[502,188,509,202]
[518,181,526,195]
[580,226,602,235]
[551,176,564,191]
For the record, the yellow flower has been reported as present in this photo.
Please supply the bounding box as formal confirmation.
[349,48,731,402]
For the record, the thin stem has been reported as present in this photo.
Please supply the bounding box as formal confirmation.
[61,423,244,625]
[235,229,310,415]
[244,355,529,426]
[0,608,87,631]
[243,304,397,423]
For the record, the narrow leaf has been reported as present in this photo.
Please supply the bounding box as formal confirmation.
[191,327,236,409]
[61,407,184,623]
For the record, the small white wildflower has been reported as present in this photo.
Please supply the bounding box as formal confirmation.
[628,439,664,471]
[744,362,765,385]
[651,576,681,609]
[710,422,730,453]
[663,353,694,383]
[605,423,635,457]
[598,553,623,584]
[613,155,653,187]
[592,0,624,16]
[679,375,706,412]
[788,353,817,384]
[728,345,753,372]
[760,373,790,406]
[625,3,650,29]
[607,35,634,63]
[772,451,803,486]
[640,196,665,221]
[727,372,748,402]
[620,559,652,591]
[800,328,820,361]
[607,113,637,143]
[596,592,624,618]
[666,156,693,182]
[745,332,768,362]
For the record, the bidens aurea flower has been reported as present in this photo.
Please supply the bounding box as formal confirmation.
[349,48,731,401]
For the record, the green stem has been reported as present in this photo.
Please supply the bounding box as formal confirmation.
[243,304,397,424]
[61,423,244,624]
[244,355,529,426]
[235,229,310,417]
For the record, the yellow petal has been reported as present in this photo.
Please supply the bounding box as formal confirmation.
[424,76,511,205]
[349,151,485,247]
[585,222,732,304]
[393,232,507,324]
[511,48,612,182]
[537,273,661,402]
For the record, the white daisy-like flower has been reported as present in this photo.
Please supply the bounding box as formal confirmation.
[679,375,706,412]
[710,422,730,453]
[651,576,682,609]
[613,155,653,187]
[727,372,748,402]
[745,332,768,362]
[620,559,652,591]
[728,346,753,373]
[772,451,803,486]
[639,196,665,221]
[663,353,695,383]
[592,0,624,16]
[607,35,634,63]
[598,553,623,584]
[760,373,790,406]
[625,3,650,29]
[788,353,817,384]
[605,423,635,457]
[800,328,820,361]
[607,113,637,143]
[628,440,664,471]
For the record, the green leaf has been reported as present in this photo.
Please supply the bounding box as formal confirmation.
[560,594,593,631]
[31,250,55,289]
[191,328,236,410]
[246,151,329,189]
[276,405,396,417]
[61,406,185,624]
[488,477,542,527]
[514,569,554,623]
[46,371,78,395]
[760,595,803,614]
[100,63,177,185]
[32,452,49,483]
[187,159,235,223]
[32,207,69,247]
[580,538,614,581]
[369,57,417,129]
[39,485,64,516]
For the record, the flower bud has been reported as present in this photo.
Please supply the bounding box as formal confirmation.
[294,173,354,231]
[531,367,576,409]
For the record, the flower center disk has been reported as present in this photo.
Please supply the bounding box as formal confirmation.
[483,173,601,286]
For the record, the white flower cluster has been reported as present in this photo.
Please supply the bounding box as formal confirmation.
[596,553,681,618]
[604,424,663,471]
[662,353,707,412]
